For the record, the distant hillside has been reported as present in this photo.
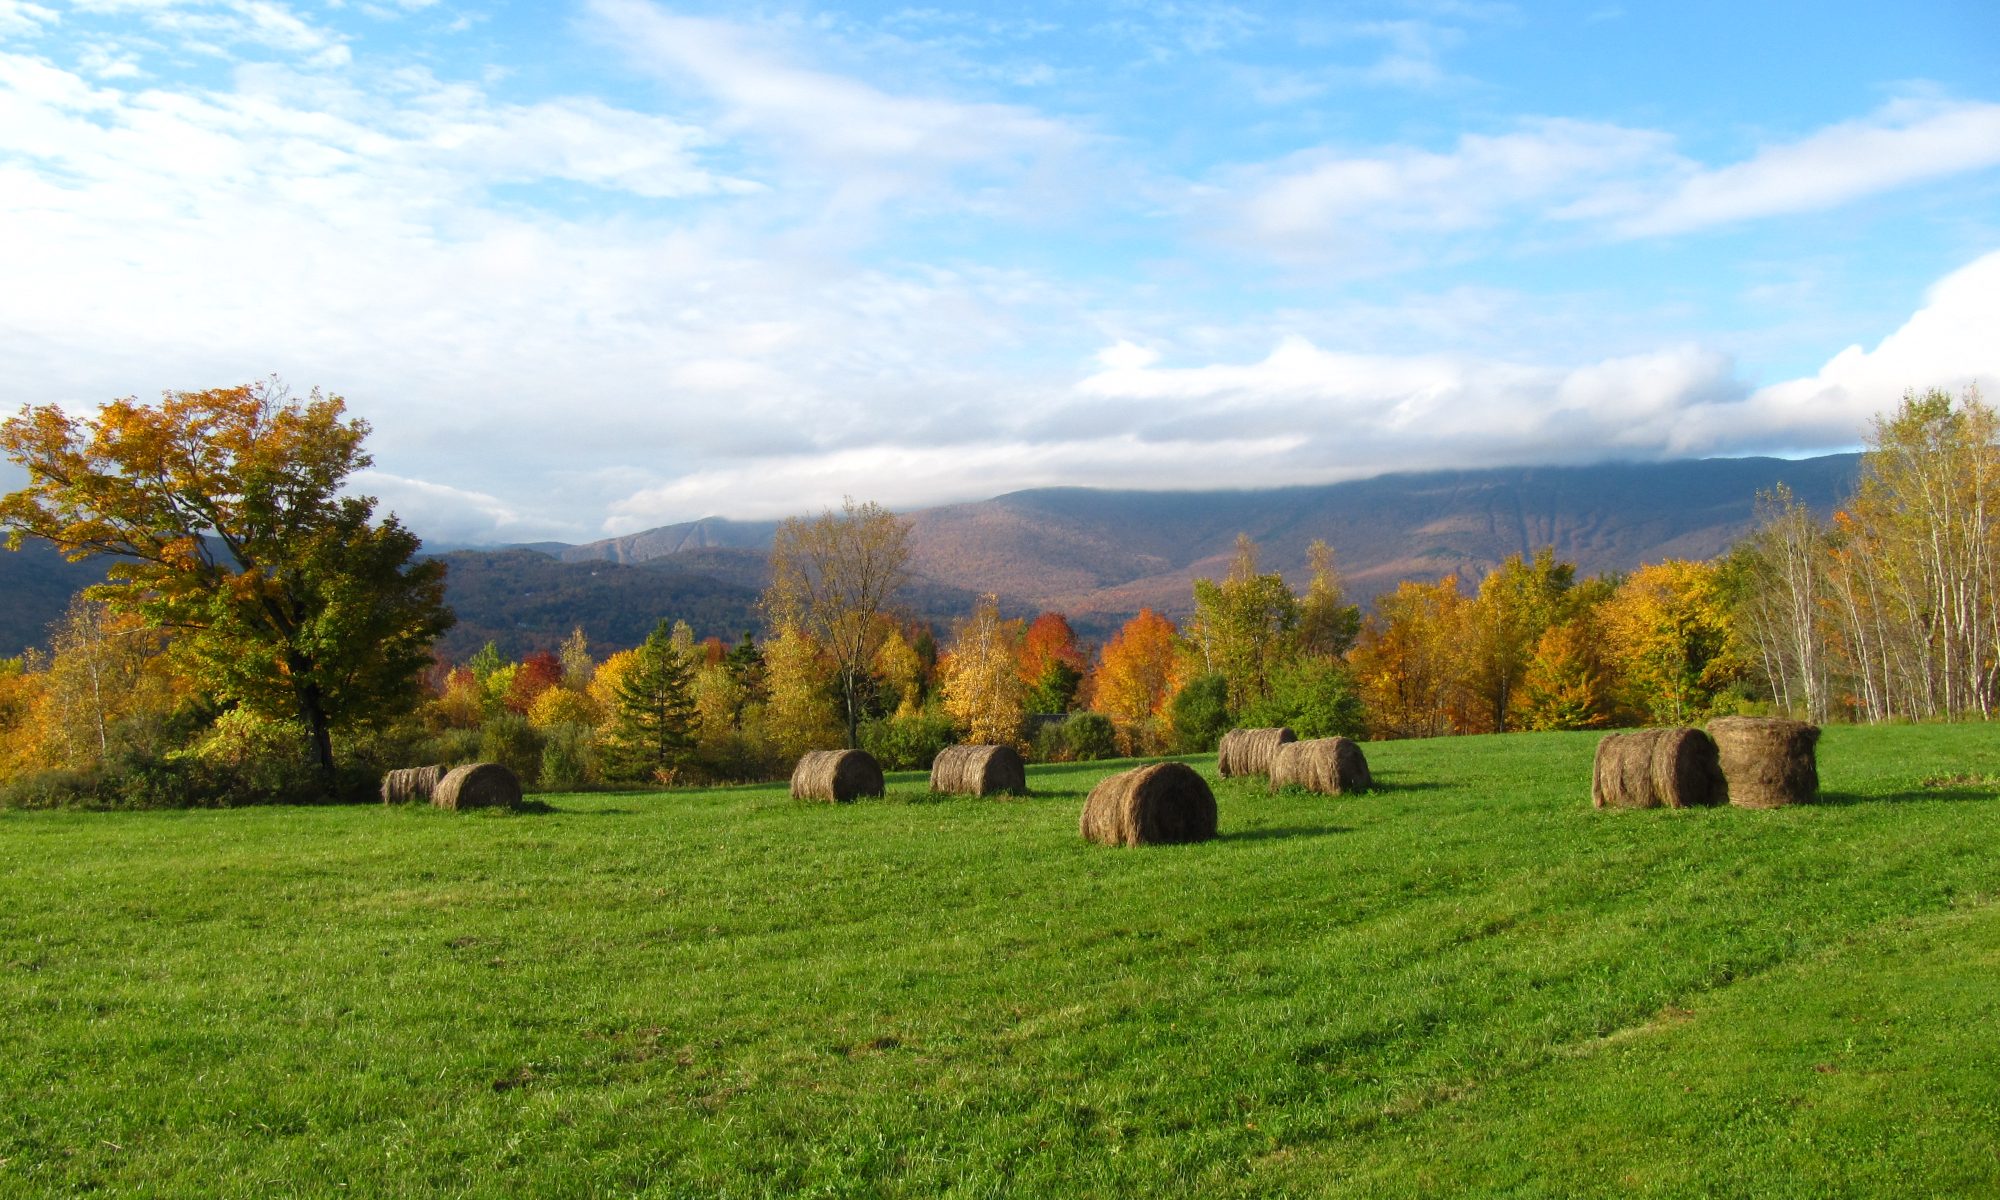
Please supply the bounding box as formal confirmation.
[0,544,769,663]
[433,550,763,661]
[564,454,1862,634]
[0,541,108,658]
[902,455,1864,621]
[560,517,779,565]
[0,454,1865,659]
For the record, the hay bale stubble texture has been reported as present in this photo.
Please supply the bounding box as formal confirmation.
[929,744,1028,797]
[1217,727,1297,778]
[1708,716,1820,808]
[1269,737,1372,795]
[380,764,445,805]
[1591,728,1725,810]
[791,749,885,803]
[1079,762,1218,847]
[432,762,523,811]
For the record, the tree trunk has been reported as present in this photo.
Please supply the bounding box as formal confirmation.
[295,676,337,795]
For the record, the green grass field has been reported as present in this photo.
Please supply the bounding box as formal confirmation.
[4,725,1999,1197]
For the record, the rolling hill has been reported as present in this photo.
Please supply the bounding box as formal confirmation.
[562,453,1863,638]
[0,453,1864,658]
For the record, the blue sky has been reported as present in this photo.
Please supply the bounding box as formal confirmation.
[1,0,1996,544]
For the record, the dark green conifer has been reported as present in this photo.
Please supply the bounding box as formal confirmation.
[601,619,697,784]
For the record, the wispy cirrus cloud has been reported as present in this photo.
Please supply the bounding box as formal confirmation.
[1228,117,1672,261]
[1597,97,2000,236]
[0,0,57,37]
[584,0,1088,214]
[1225,95,2000,264]
[59,0,353,66]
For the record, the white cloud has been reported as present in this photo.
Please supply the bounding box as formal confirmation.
[0,46,1084,542]
[65,0,351,63]
[1225,96,2000,262]
[584,0,1086,212]
[1094,340,1159,371]
[350,470,570,545]
[602,434,1311,533]
[1606,98,2000,236]
[1059,250,2000,488]
[1071,334,1744,465]
[1230,118,1674,259]
[1685,249,2000,447]
[0,0,57,37]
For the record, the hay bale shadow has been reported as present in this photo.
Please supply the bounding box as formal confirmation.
[468,798,558,815]
[1812,784,1999,807]
[1362,777,1447,793]
[1223,824,1354,842]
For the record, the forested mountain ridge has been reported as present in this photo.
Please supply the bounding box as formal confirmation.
[557,454,1863,631]
[0,454,1863,658]
[910,454,1863,621]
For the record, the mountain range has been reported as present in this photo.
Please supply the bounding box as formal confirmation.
[0,453,1862,660]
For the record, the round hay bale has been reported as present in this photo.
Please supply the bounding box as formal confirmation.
[790,749,885,803]
[1079,762,1218,847]
[380,764,445,806]
[432,762,522,811]
[1708,716,1820,808]
[1590,728,1724,810]
[1269,737,1371,795]
[929,744,1027,797]
[1217,727,1296,778]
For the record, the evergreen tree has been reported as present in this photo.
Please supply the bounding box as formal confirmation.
[600,619,697,784]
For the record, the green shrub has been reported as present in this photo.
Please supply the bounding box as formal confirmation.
[860,708,959,771]
[477,713,545,787]
[420,727,484,769]
[1241,658,1366,740]
[0,768,111,810]
[691,729,786,786]
[1029,717,1069,762]
[538,722,597,791]
[1061,712,1118,761]
[1169,673,1232,753]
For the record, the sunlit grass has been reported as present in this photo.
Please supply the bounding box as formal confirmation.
[3,725,1997,1196]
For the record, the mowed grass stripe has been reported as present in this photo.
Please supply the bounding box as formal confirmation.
[1,725,1997,1196]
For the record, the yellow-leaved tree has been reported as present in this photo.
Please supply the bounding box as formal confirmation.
[1513,613,1619,730]
[873,627,926,718]
[1597,559,1745,724]
[1348,575,1474,739]
[940,595,1026,747]
[762,623,842,759]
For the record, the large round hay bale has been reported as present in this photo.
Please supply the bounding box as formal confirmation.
[432,762,522,811]
[1079,762,1218,847]
[380,764,445,806]
[1590,728,1724,810]
[1708,716,1820,808]
[1269,737,1371,795]
[929,744,1027,797]
[790,749,885,803]
[1217,727,1296,778]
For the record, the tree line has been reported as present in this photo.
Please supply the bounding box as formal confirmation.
[0,384,1991,805]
